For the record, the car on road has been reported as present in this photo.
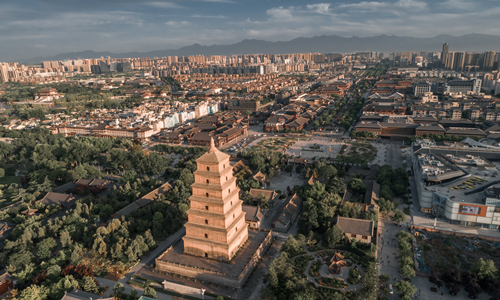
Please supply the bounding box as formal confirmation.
[388,284,393,294]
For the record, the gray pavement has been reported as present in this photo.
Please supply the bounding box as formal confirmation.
[370,141,404,168]
[377,219,411,282]
[284,138,343,160]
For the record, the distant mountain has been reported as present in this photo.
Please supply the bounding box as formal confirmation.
[22,34,500,64]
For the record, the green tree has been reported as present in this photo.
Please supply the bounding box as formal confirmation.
[143,287,157,299]
[323,224,343,248]
[113,282,125,296]
[348,178,366,194]
[319,165,337,178]
[37,237,57,259]
[257,193,269,209]
[47,264,62,280]
[130,289,138,299]
[394,280,417,300]
[0,168,5,178]
[379,273,390,284]
[391,209,407,224]
[120,170,137,184]
[364,209,379,227]
[71,245,83,262]
[178,169,194,186]
[472,258,497,280]
[82,276,100,294]
[400,264,416,278]
[378,197,394,212]
[60,231,72,248]
[20,285,49,300]
[281,235,306,257]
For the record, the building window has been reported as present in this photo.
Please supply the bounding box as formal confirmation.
[223,164,225,169]
[205,253,208,258]
[235,227,237,232]
[228,189,231,194]
[207,166,210,171]
[205,234,208,238]
[233,214,235,219]
[362,235,368,240]
[206,179,209,184]
[231,201,233,205]
[205,205,209,210]
[206,193,209,198]
[352,234,356,238]
[226,176,228,181]
[205,220,208,225]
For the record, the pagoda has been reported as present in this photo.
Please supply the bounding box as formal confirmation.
[182,137,248,261]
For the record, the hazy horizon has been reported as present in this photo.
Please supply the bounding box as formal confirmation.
[2,0,500,62]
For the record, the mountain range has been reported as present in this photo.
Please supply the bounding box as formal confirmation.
[23,34,500,64]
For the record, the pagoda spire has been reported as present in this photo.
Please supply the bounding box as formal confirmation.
[208,136,217,153]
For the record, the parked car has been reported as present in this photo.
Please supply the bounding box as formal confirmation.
[388,284,393,294]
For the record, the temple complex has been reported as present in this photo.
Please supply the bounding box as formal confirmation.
[155,138,272,288]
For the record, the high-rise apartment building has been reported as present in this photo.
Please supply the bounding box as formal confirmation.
[445,51,455,70]
[0,64,9,83]
[454,51,465,72]
[483,51,496,71]
[441,43,449,67]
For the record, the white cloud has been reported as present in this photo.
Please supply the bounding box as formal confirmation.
[199,0,235,3]
[165,20,190,27]
[394,0,427,10]
[266,6,295,20]
[338,1,389,12]
[306,3,331,15]
[7,11,143,29]
[146,2,182,9]
[338,0,427,12]
[190,14,228,18]
[440,0,475,10]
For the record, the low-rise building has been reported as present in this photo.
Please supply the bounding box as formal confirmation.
[336,216,374,244]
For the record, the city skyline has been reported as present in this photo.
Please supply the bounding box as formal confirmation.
[2,0,500,62]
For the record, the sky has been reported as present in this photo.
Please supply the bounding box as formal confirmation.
[1,0,500,62]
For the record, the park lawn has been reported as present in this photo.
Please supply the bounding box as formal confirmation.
[0,176,22,185]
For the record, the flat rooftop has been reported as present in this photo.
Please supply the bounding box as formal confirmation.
[426,166,498,204]
[418,154,464,181]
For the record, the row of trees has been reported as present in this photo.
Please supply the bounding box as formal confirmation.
[396,231,416,279]
[349,131,377,139]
